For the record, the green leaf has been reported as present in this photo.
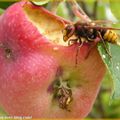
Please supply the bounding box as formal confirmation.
[98,43,120,99]
[56,2,69,19]
[109,0,120,21]
[31,0,49,6]
[0,8,4,15]
[0,107,7,116]
[0,2,15,9]
[109,44,120,99]
[97,3,106,20]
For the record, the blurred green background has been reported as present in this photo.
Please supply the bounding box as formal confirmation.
[0,0,120,118]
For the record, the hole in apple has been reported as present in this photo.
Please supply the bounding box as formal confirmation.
[48,67,73,111]
[0,43,13,59]
[4,47,12,59]
[52,78,73,112]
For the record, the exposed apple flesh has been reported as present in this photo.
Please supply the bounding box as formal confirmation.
[0,2,106,118]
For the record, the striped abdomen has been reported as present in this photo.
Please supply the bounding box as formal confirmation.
[103,30,118,43]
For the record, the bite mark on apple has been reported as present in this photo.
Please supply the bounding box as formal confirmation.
[52,77,73,112]
[48,66,73,112]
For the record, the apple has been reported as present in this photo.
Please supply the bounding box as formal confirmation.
[0,2,106,118]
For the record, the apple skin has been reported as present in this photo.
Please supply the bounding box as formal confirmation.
[0,2,106,118]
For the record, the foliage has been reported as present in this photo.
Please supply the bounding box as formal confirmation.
[110,0,120,21]
[0,107,7,116]
[31,0,49,5]
[0,8,4,15]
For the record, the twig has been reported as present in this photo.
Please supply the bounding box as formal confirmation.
[77,0,98,20]
[65,2,75,21]
[92,0,98,19]
[78,1,91,17]
[67,0,91,22]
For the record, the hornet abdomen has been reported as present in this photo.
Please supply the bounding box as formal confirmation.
[103,30,118,43]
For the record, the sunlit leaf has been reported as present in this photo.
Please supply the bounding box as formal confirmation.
[109,0,120,21]
[97,3,106,20]
[57,2,69,19]
[0,107,7,116]
[0,8,4,15]
[31,0,49,6]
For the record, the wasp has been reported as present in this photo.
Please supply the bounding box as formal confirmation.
[57,85,72,111]
[62,21,120,65]
[53,78,73,111]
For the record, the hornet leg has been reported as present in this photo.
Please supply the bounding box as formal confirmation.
[97,31,112,58]
[75,38,83,66]
[68,39,78,46]
[84,42,97,59]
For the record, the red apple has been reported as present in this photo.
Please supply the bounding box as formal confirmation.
[0,2,106,118]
